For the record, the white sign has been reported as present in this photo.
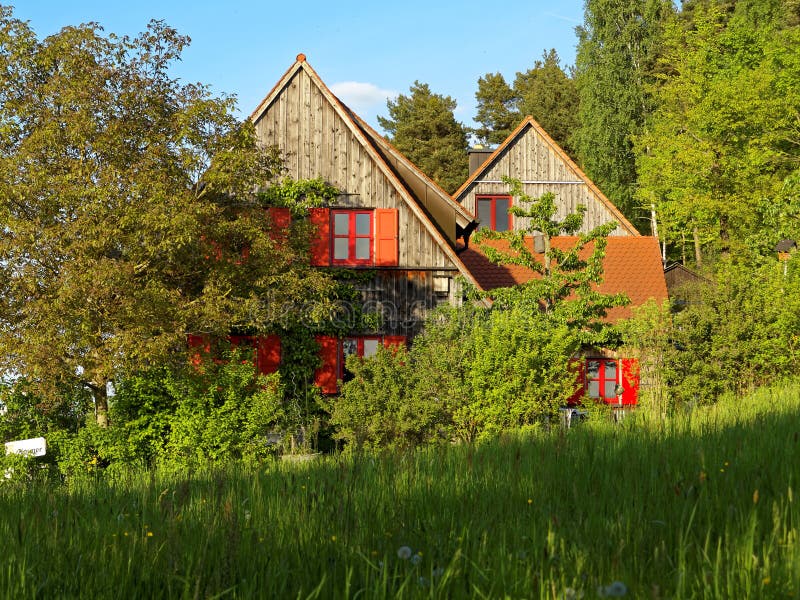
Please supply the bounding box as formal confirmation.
[5,437,47,457]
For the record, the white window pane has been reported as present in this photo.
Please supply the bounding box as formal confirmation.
[355,213,371,235]
[495,198,510,232]
[342,338,357,357]
[605,361,617,379]
[588,381,600,398]
[587,360,600,379]
[605,381,617,398]
[334,213,349,235]
[477,199,491,229]
[355,238,370,260]
[334,238,349,260]
[363,339,379,358]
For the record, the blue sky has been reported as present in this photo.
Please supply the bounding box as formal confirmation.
[12,1,585,132]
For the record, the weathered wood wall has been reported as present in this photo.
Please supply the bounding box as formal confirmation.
[456,123,637,237]
[350,270,460,337]
[253,68,458,269]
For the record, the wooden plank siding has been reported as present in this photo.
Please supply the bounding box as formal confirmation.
[253,67,457,270]
[454,118,638,237]
[350,270,461,337]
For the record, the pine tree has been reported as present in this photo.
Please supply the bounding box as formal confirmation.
[378,81,469,194]
[474,50,578,155]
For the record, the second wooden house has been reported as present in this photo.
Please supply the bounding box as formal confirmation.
[454,116,668,407]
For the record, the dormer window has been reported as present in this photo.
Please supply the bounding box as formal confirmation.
[477,195,512,232]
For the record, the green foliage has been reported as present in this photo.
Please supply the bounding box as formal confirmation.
[330,346,440,451]
[636,2,800,261]
[41,349,286,478]
[257,176,340,215]
[474,177,628,332]
[332,180,628,449]
[377,81,469,194]
[664,257,800,405]
[617,299,674,418]
[407,304,483,443]
[468,308,579,437]
[162,354,283,466]
[474,50,579,155]
[620,256,800,408]
[574,0,674,224]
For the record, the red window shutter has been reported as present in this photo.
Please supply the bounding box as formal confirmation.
[566,359,586,406]
[374,208,399,266]
[314,335,339,394]
[621,358,640,405]
[256,335,281,375]
[383,335,407,350]
[309,208,331,266]
[267,207,292,242]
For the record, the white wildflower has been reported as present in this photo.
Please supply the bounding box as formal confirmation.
[598,581,628,597]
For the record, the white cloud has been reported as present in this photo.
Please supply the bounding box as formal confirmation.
[329,81,397,113]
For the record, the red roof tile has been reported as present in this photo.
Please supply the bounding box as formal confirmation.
[460,236,668,322]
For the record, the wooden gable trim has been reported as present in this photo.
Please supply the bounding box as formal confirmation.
[249,54,308,123]
[453,116,640,237]
[251,55,483,291]
[351,112,476,231]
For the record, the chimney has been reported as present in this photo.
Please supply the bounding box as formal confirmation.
[468,145,493,175]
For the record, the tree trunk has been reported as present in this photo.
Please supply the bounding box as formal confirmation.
[693,227,702,267]
[94,382,110,428]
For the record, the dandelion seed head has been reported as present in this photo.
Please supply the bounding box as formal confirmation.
[410,553,422,566]
[397,545,413,560]
[598,581,627,597]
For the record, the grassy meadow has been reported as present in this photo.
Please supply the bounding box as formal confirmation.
[1,383,799,599]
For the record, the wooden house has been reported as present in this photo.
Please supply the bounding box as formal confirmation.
[248,55,480,392]
[454,116,668,408]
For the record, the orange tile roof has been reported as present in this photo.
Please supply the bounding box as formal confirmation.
[460,236,668,322]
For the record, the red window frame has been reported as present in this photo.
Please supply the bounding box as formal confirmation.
[476,195,512,232]
[585,358,620,402]
[331,210,373,265]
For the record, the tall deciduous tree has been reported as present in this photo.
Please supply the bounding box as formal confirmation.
[377,81,469,194]
[573,0,674,226]
[0,9,336,427]
[474,50,579,155]
[636,3,800,262]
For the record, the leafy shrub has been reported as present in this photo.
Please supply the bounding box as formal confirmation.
[330,345,441,451]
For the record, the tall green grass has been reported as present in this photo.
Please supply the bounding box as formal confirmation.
[1,382,799,598]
